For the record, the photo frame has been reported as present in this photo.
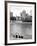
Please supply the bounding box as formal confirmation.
[5,1,36,45]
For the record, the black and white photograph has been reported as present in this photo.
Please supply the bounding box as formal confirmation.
[5,1,36,45]
[10,5,32,40]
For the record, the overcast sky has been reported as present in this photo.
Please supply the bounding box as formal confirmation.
[10,4,33,17]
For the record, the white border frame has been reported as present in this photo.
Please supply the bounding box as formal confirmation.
[7,3,35,43]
